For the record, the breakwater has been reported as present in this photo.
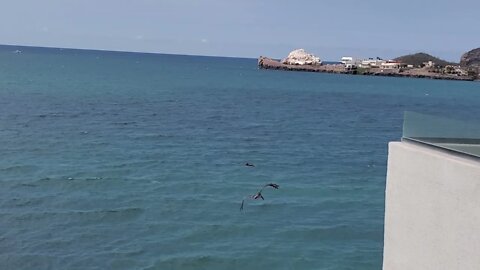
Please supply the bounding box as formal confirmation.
[258,56,475,81]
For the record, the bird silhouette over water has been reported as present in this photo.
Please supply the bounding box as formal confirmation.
[240,183,280,212]
[264,183,279,189]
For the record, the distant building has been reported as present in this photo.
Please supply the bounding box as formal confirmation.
[454,67,468,76]
[341,56,362,70]
[444,65,468,76]
[360,58,386,68]
[341,56,354,64]
[344,63,357,70]
[423,61,435,68]
[381,61,408,70]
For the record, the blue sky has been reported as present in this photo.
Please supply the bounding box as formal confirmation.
[0,0,479,61]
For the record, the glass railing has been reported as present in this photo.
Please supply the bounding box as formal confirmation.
[402,111,480,158]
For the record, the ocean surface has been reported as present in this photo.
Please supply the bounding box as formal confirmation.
[1,45,479,270]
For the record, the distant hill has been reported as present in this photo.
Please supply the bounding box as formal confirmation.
[460,48,480,68]
[394,52,456,67]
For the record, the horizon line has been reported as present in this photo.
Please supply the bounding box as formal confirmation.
[0,43,464,63]
[0,43,259,61]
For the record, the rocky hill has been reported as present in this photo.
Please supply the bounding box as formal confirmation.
[394,52,455,67]
[460,48,480,69]
[281,49,322,65]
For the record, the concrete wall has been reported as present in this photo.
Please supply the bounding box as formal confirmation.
[383,141,480,270]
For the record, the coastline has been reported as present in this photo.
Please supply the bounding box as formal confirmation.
[258,56,476,81]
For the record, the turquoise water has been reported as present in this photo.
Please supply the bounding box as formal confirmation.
[1,45,479,270]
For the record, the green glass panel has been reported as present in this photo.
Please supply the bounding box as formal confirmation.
[402,111,480,158]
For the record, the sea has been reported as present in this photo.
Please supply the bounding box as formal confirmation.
[1,45,479,270]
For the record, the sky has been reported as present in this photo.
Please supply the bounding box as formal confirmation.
[0,0,479,61]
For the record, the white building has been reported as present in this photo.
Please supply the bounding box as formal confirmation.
[381,61,407,70]
[423,60,435,68]
[360,58,386,68]
[341,56,354,64]
[341,56,362,69]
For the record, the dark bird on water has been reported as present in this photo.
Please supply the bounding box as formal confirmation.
[245,162,255,167]
[240,183,280,212]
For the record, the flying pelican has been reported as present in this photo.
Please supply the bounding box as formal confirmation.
[240,183,280,211]
[264,183,279,189]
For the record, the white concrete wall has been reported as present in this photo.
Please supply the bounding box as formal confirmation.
[383,141,480,270]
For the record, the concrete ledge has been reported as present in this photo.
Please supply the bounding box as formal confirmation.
[383,141,480,270]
